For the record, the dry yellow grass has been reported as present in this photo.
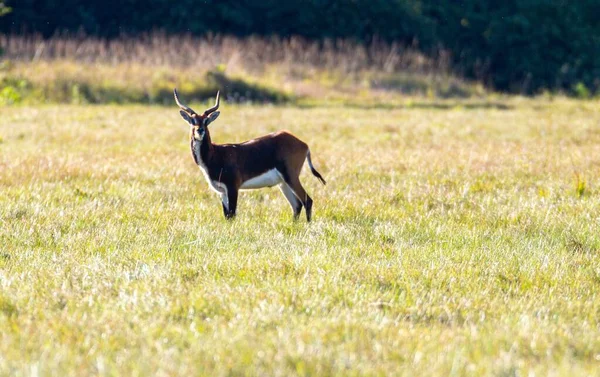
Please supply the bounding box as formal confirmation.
[0,34,482,106]
[1,97,600,376]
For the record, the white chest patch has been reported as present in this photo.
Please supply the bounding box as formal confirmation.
[240,169,283,190]
[197,163,226,193]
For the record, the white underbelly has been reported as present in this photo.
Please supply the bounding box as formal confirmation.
[240,169,283,190]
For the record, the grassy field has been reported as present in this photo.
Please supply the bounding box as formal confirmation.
[1,97,600,376]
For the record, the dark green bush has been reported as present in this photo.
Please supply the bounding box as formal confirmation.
[0,0,10,17]
[425,1,600,94]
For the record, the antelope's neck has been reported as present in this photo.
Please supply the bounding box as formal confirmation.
[191,135,227,196]
[191,135,214,167]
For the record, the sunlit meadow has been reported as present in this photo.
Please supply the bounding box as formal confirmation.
[1,96,600,376]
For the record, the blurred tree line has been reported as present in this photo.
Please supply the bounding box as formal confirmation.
[1,0,598,95]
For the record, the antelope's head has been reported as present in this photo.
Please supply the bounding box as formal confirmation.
[174,89,220,142]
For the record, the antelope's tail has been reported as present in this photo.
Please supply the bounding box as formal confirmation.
[306,150,326,185]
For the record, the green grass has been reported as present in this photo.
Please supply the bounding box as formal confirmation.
[1,97,600,376]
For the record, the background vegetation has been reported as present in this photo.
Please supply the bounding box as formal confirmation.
[1,0,599,95]
[0,33,483,106]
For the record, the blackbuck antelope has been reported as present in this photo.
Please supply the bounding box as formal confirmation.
[174,89,326,221]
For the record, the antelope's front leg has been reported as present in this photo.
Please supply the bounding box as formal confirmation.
[221,186,238,219]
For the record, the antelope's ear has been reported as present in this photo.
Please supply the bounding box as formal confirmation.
[205,111,220,126]
[180,110,194,125]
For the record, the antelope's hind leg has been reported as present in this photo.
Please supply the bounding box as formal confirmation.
[284,177,313,222]
[280,183,303,220]
[304,192,313,222]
